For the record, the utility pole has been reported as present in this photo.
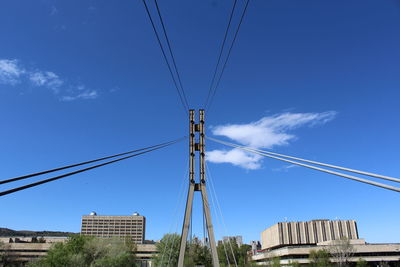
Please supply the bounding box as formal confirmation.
[178,109,220,267]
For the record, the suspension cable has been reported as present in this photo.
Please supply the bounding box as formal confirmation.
[0,138,185,197]
[206,162,238,267]
[154,0,189,110]
[205,0,251,111]
[206,163,231,267]
[0,138,186,185]
[142,0,189,113]
[204,0,238,108]
[160,160,189,267]
[207,137,400,193]
[207,137,400,184]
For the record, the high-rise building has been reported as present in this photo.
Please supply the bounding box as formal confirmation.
[81,212,145,244]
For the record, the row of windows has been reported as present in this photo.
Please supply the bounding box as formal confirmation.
[82,225,143,228]
[82,231,143,234]
[83,235,143,239]
[82,223,142,228]
[82,227,143,233]
[82,232,142,235]
[82,230,142,233]
[82,219,144,223]
[82,221,143,224]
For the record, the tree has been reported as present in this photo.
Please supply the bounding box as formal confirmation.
[0,241,12,267]
[290,261,301,267]
[184,237,212,267]
[329,237,355,267]
[153,234,216,267]
[309,249,332,267]
[153,233,181,267]
[217,240,253,267]
[356,258,368,267]
[270,256,281,267]
[28,235,136,267]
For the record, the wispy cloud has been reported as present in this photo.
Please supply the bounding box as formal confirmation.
[0,59,25,85]
[29,71,63,93]
[207,148,262,170]
[0,58,98,101]
[207,112,337,170]
[50,6,58,16]
[61,90,98,101]
[272,164,298,172]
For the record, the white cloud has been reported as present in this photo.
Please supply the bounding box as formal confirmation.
[272,164,298,172]
[29,71,63,93]
[207,148,262,170]
[61,90,98,101]
[0,59,25,85]
[0,58,98,101]
[207,111,337,170]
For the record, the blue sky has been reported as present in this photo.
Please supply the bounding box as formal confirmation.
[0,0,399,244]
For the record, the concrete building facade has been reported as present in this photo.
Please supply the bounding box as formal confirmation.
[253,219,400,266]
[81,212,145,244]
[0,237,157,267]
[261,219,358,250]
[252,239,400,265]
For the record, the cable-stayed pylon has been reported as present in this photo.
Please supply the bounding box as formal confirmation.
[178,110,219,267]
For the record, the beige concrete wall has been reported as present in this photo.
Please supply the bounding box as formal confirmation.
[261,223,280,250]
[0,240,157,264]
[252,243,400,264]
[261,220,359,249]
[81,215,145,244]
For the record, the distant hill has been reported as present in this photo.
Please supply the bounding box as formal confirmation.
[0,227,75,237]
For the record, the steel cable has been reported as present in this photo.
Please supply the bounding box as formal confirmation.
[0,137,185,197]
[142,0,189,113]
[204,0,238,108]
[154,0,189,110]
[0,138,186,185]
[205,0,251,111]
[207,137,400,193]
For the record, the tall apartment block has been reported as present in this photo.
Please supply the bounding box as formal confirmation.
[81,212,145,244]
[261,219,358,250]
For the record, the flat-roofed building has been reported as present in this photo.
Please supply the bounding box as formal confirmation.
[0,237,157,266]
[252,219,400,266]
[81,211,145,244]
[252,239,400,265]
[261,219,358,250]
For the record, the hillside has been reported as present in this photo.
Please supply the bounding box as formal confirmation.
[0,227,75,237]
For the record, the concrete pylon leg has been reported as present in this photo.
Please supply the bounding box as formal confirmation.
[177,183,195,267]
[201,184,220,267]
